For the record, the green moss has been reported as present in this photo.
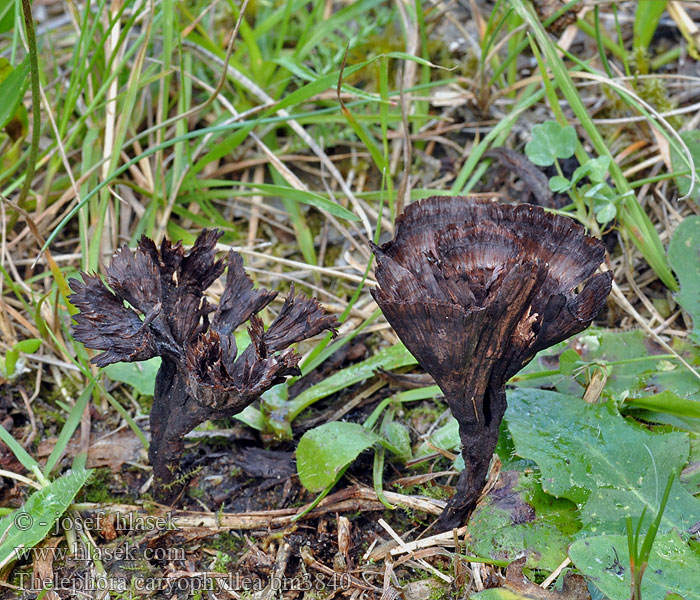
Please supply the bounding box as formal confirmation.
[210,531,244,554]
[394,481,452,502]
[427,581,461,600]
[80,468,115,503]
[323,243,342,268]
[212,550,233,573]
[188,486,205,500]
[79,467,137,504]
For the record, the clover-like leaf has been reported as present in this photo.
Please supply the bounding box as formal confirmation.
[594,199,617,225]
[548,175,571,193]
[571,155,611,185]
[525,120,577,166]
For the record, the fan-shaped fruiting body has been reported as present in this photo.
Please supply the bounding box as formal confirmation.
[371,197,612,530]
[69,230,338,499]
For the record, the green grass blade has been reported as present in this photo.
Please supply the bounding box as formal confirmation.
[633,1,667,52]
[0,422,40,473]
[43,383,93,476]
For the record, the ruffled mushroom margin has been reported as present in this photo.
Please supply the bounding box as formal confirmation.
[69,230,338,499]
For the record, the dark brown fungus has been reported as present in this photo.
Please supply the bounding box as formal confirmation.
[69,229,338,499]
[371,197,612,531]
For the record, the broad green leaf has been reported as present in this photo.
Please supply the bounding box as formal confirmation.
[670,131,700,201]
[506,388,700,534]
[0,0,14,34]
[669,216,700,345]
[525,121,577,167]
[0,468,91,568]
[467,471,579,570]
[103,357,161,396]
[233,405,265,431]
[260,380,292,439]
[297,422,379,492]
[0,56,29,130]
[680,436,700,496]
[570,533,700,600]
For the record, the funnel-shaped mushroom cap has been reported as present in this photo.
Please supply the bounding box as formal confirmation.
[371,197,612,424]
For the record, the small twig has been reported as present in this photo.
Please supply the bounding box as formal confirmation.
[540,557,571,588]
[378,518,452,584]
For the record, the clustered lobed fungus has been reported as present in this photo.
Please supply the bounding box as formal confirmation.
[371,196,612,531]
[69,230,338,499]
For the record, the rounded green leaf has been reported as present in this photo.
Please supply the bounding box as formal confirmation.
[594,200,617,225]
[525,121,577,166]
[296,422,379,492]
[467,471,578,571]
[549,175,571,193]
[558,348,580,376]
[506,388,700,533]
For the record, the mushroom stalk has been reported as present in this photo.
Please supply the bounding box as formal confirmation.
[148,359,207,495]
[371,197,612,531]
[439,386,506,530]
